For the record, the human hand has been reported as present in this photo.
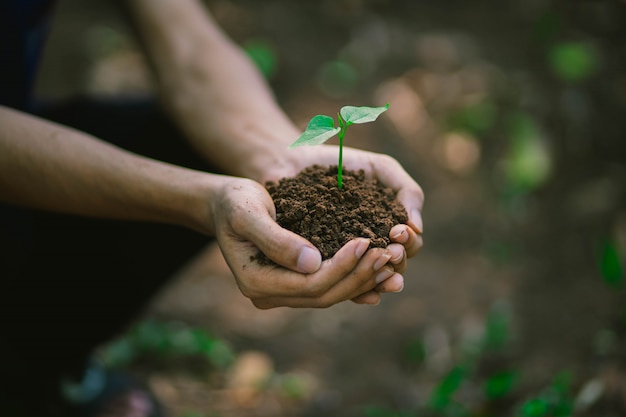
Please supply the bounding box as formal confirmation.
[258,144,424,304]
[212,177,409,308]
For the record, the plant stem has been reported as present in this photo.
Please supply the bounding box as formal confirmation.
[338,129,344,188]
[337,113,347,189]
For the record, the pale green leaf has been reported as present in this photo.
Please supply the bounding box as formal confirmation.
[289,115,340,147]
[340,103,389,125]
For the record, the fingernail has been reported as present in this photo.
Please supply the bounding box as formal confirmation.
[354,239,370,259]
[392,279,405,293]
[389,246,404,264]
[373,253,391,271]
[390,228,407,243]
[297,246,321,273]
[375,266,394,284]
[410,208,423,234]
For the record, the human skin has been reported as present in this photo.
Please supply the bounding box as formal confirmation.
[0,0,424,308]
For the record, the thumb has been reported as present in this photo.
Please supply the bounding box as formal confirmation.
[243,212,322,274]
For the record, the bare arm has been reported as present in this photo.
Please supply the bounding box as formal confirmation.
[125,0,300,181]
[0,105,224,235]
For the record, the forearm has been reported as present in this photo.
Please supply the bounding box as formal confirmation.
[0,106,226,235]
[125,0,299,181]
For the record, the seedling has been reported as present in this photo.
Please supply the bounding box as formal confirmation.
[289,104,389,188]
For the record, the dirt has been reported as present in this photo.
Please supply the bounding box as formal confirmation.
[263,165,408,260]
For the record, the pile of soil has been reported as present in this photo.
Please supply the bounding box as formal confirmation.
[264,165,408,260]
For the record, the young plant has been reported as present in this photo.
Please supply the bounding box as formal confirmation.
[289,104,390,188]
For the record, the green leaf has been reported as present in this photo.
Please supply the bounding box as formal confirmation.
[289,115,341,148]
[504,112,551,192]
[599,240,624,288]
[429,366,467,410]
[520,398,549,417]
[340,103,389,125]
[244,40,278,79]
[485,371,519,400]
[548,42,597,82]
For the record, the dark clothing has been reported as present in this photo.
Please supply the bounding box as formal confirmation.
[0,0,56,110]
[0,2,215,414]
[0,98,214,416]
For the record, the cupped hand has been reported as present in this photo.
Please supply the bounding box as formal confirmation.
[260,144,424,304]
[211,177,403,308]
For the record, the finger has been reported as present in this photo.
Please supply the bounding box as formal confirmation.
[235,238,370,301]
[351,290,381,305]
[386,242,407,274]
[376,273,404,293]
[253,244,390,308]
[390,224,423,258]
[319,247,393,305]
[236,206,323,274]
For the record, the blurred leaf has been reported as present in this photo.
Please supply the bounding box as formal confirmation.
[244,40,278,79]
[599,240,624,288]
[98,319,234,369]
[483,302,511,351]
[317,60,359,98]
[504,112,551,192]
[203,339,235,369]
[551,372,572,396]
[279,373,310,400]
[99,337,136,368]
[405,338,426,365]
[429,366,467,410]
[548,43,597,83]
[520,398,549,417]
[133,320,169,353]
[485,371,519,400]
[447,101,497,135]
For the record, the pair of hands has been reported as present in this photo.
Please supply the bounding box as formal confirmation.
[211,145,424,309]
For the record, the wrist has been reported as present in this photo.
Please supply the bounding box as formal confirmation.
[183,172,231,236]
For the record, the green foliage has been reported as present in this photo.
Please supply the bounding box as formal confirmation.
[429,366,468,411]
[447,100,497,136]
[483,303,512,351]
[503,112,551,193]
[485,371,519,400]
[244,40,278,79]
[290,115,341,148]
[598,239,624,288]
[404,338,426,366]
[317,60,360,98]
[518,372,574,417]
[290,104,389,188]
[99,319,235,370]
[548,42,597,83]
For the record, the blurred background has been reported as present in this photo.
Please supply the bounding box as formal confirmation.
[35,0,626,416]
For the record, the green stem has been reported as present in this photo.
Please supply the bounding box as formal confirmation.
[338,129,344,189]
[337,113,347,189]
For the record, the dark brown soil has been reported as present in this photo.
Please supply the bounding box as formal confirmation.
[264,165,408,260]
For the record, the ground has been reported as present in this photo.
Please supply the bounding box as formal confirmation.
[35,0,626,416]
